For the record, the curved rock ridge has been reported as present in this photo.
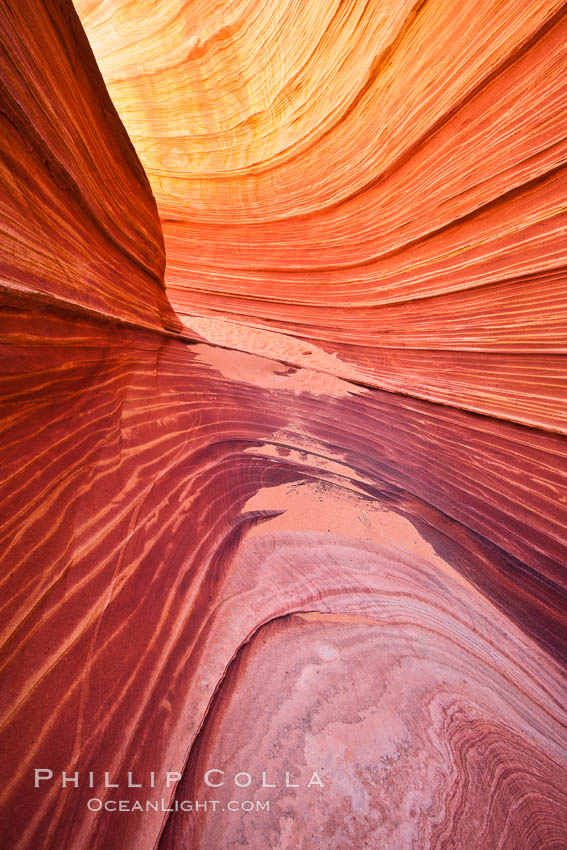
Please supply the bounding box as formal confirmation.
[75,0,567,430]
[160,612,567,850]
[2,300,567,849]
[0,0,178,331]
[1,1,567,850]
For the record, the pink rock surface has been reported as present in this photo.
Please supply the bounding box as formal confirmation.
[1,1,567,848]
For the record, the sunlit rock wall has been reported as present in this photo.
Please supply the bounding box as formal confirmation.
[76,0,567,432]
[1,1,566,849]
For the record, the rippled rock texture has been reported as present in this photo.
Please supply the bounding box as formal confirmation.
[1,1,567,849]
[76,0,567,433]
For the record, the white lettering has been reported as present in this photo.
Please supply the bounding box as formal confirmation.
[34,769,53,787]
[166,772,181,788]
[307,771,324,788]
[261,771,275,788]
[204,769,224,787]
[61,772,79,788]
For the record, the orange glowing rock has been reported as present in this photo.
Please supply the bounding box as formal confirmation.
[1,1,567,849]
[76,0,567,430]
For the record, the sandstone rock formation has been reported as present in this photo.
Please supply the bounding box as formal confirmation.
[1,1,566,848]
[76,0,567,433]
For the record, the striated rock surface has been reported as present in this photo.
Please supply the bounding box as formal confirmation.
[0,0,178,331]
[3,299,567,849]
[1,2,567,850]
[75,0,567,431]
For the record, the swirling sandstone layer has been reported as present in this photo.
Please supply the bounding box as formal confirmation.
[1,1,567,850]
[0,0,178,332]
[3,299,567,849]
[76,0,567,432]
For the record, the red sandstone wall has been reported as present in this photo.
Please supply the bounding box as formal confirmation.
[1,1,567,849]
[76,0,567,432]
[0,0,178,331]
